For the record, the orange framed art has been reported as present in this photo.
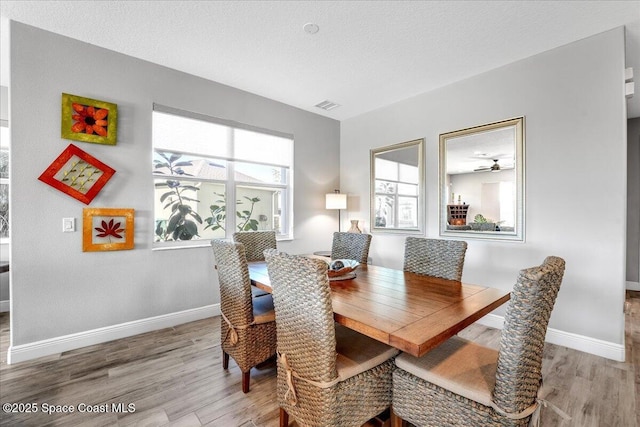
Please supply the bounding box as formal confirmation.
[83,208,134,252]
[38,144,115,205]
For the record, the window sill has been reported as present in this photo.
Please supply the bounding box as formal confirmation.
[152,233,294,251]
[152,241,214,251]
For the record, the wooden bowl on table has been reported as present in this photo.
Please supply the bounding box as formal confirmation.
[327,259,359,279]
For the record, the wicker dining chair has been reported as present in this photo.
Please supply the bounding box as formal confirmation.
[331,232,373,264]
[233,231,277,297]
[233,231,277,262]
[403,237,467,281]
[264,249,399,427]
[391,256,568,427]
[211,239,277,393]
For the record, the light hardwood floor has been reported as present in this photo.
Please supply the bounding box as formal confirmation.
[1,292,638,427]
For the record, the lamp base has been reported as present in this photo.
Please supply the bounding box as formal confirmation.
[348,220,361,233]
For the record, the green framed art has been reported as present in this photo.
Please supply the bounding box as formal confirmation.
[61,93,118,145]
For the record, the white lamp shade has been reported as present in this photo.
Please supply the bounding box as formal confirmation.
[326,193,347,210]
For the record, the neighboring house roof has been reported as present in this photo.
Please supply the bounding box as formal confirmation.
[157,158,264,183]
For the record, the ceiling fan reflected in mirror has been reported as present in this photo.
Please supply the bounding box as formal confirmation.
[473,159,510,173]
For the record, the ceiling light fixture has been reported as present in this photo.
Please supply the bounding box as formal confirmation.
[303,22,319,34]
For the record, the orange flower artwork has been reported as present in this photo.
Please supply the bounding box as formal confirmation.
[61,93,117,145]
[71,103,109,137]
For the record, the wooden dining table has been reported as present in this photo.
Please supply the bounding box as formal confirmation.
[248,261,510,357]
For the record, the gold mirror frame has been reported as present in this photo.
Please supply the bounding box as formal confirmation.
[439,117,525,241]
[370,139,424,234]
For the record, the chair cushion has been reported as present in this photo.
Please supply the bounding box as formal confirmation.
[395,336,498,407]
[335,324,399,381]
[252,294,275,324]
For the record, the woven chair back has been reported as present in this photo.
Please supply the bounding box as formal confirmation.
[211,239,254,327]
[233,231,277,262]
[492,256,566,414]
[331,232,372,263]
[403,237,467,280]
[264,249,339,383]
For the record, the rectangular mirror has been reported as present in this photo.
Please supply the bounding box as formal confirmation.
[440,117,524,241]
[371,139,424,234]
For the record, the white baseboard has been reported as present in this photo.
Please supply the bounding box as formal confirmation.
[544,327,625,362]
[475,312,505,330]
[6,304,626,364]
[627,281,640,291]
[8,304,220,364]
[476,313,625,362]
[0,299,8,313]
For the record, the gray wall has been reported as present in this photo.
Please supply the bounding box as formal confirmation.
[628,117,640,283]
[0,85,7,125]
[342,28,627,348]
[9,22,340,347]
[1,85,7,308]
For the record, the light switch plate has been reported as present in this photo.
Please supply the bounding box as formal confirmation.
[62,217,76,232]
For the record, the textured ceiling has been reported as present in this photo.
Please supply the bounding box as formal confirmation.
[1,1,639,119]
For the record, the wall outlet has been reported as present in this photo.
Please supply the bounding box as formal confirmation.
[62,217,76,232]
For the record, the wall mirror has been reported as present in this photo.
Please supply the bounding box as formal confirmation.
[439,117,524,241]
[370,138,424,234]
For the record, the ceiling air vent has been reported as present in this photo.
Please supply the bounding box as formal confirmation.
[315,100,341,111]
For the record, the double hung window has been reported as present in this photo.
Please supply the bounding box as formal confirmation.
[152,105,293,248]
[373,157,419,229]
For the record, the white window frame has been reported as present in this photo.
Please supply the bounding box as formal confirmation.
[373,159,419,230]
[152,105,294,249]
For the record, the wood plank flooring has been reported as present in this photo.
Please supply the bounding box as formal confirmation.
[0,291,638,426]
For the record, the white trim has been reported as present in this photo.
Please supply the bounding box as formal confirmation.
[544,326,625,362]
[7,304,220,364]
[6,304,626,365]
[0,299,8,312]
[626,281,640,291]
[475,313,505,330]
[475,313,625,362]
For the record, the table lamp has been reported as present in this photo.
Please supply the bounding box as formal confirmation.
[325,189,347,232]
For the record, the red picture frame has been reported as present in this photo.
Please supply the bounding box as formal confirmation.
[38,144,115,205]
